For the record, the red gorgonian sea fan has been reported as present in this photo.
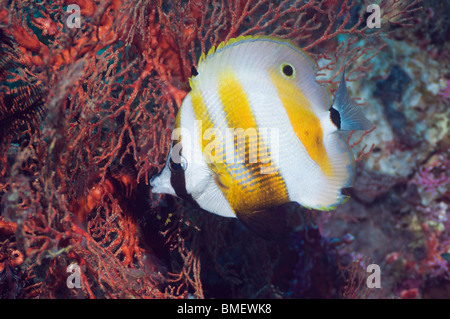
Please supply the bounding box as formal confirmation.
[0,0,421,298]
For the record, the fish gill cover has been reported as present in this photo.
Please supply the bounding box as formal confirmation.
[0,0,449,299]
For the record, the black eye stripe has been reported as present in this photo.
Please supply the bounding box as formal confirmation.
[169,154,188,173]
[169,159,184,172]
[169,160,198,205]
[170,165,187,196]
[168,151,194,202]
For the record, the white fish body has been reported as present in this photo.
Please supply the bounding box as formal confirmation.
[151,36,372,220]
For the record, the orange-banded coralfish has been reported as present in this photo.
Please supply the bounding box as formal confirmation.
[151,36,372,231]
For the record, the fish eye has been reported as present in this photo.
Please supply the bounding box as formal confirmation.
[281,63,295,78]
[169,155,188,173]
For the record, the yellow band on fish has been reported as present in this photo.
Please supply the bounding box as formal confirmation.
[216,68,289,213]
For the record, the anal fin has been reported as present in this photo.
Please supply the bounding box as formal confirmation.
[235,204,293,242]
